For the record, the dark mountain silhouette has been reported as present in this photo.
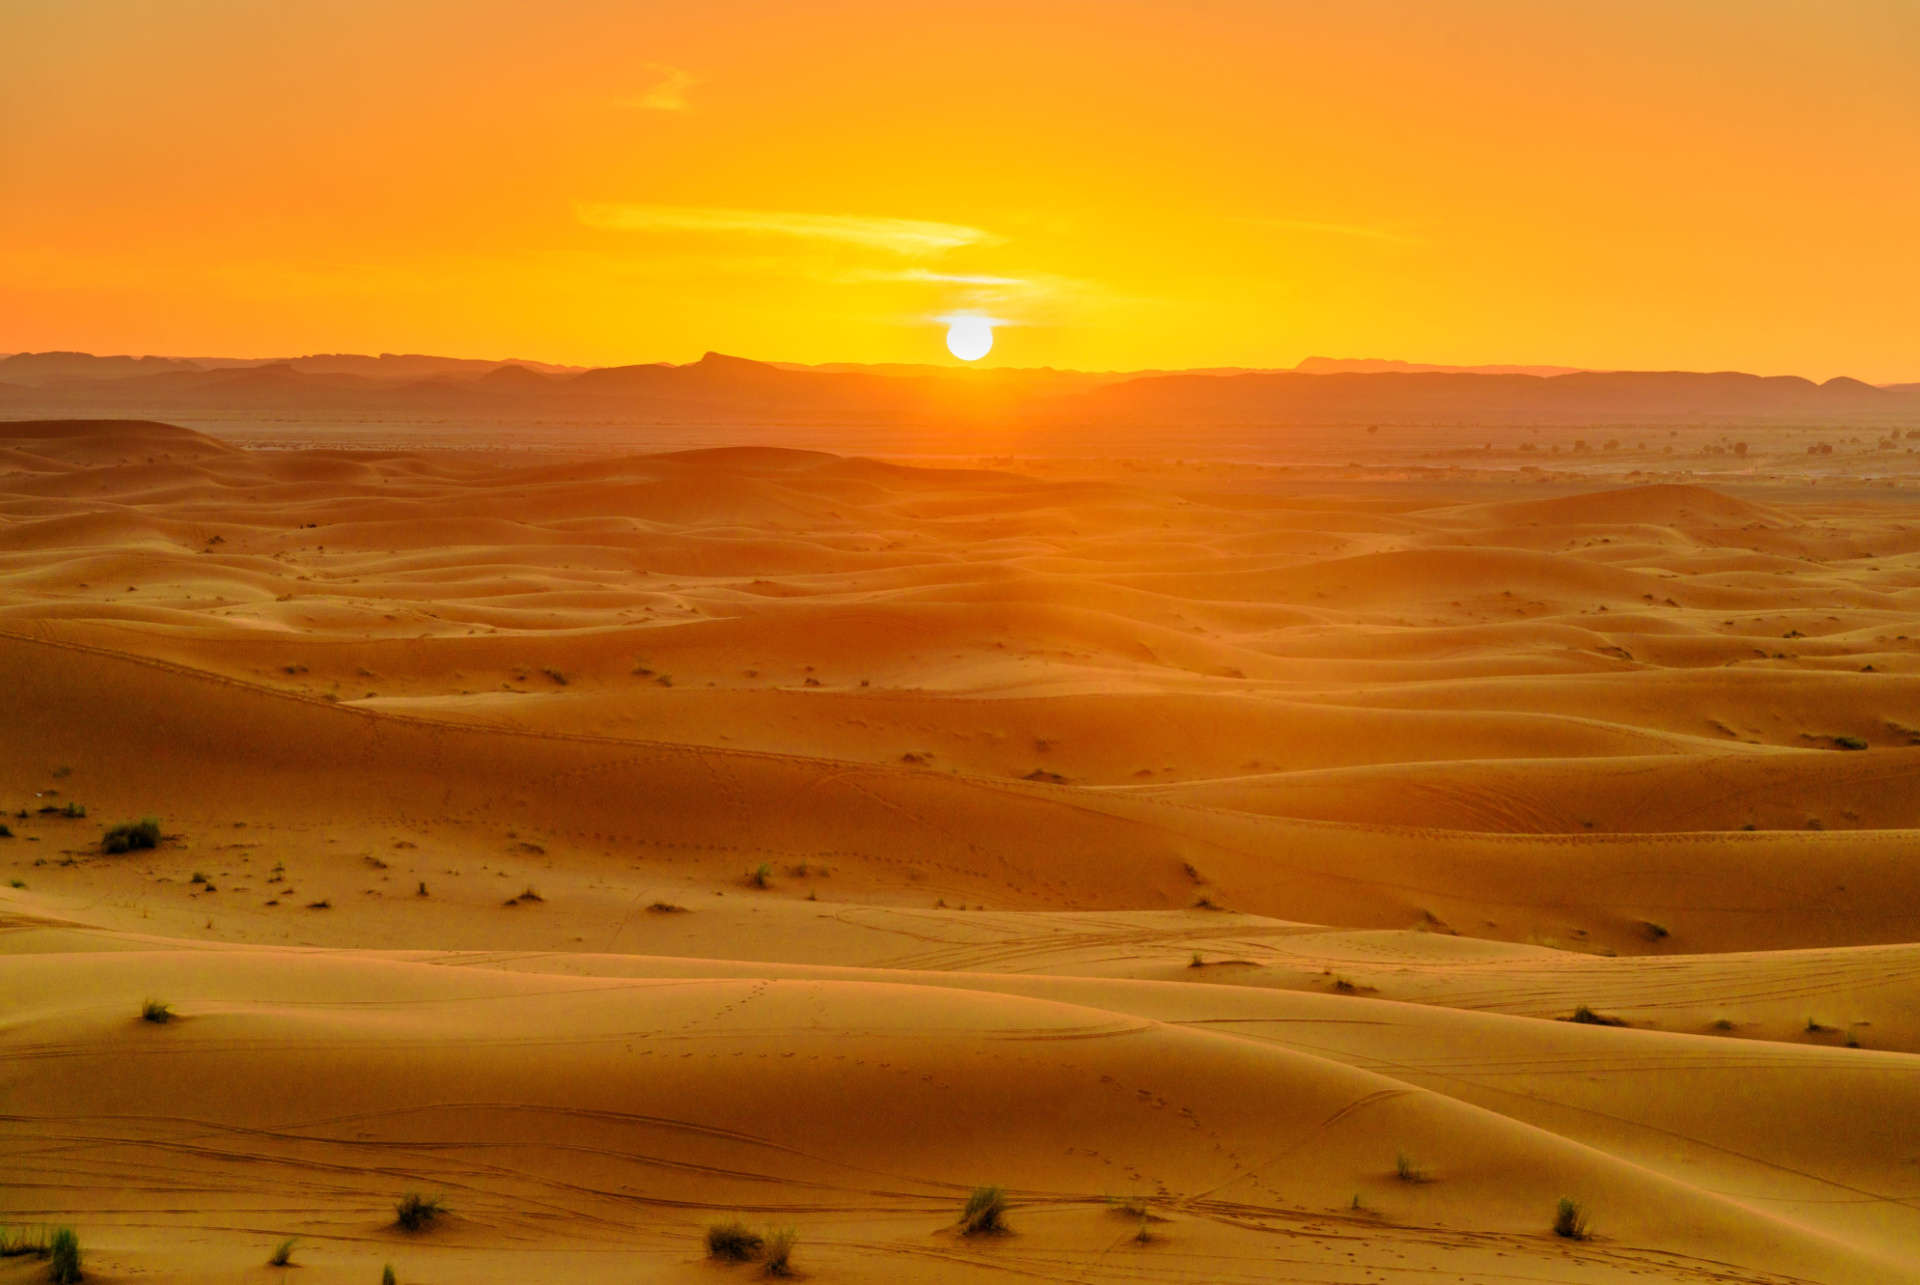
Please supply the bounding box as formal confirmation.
[4,349,1917,428]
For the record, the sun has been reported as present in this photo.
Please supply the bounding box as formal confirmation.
[945,316,994,362]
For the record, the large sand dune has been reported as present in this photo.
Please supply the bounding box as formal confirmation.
[3,418,1917,1283]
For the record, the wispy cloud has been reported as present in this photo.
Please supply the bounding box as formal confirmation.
[615,63,700,112]
[1245,217,1422,246]
[844,267,1028,286]
[576,202,997,255]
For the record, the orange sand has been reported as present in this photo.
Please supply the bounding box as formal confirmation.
[3,417,1917,1283]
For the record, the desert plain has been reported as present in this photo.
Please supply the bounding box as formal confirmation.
[4,409,1920,1284]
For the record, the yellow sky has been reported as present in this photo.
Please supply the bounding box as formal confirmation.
[3,1,1917,379]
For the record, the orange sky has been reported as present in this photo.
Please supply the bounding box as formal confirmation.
[3,1,1917,379]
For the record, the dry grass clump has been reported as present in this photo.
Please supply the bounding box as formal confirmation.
[269,1237,297,1266]
[761,1225,796,1276]
[102,816,160,853]
[393,1192,445,1232]
[140,998,173,1024]
[705,1221,762,1261]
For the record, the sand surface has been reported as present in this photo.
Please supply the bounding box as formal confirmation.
[3,417,1918,1283]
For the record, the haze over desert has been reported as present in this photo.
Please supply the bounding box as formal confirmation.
[6,3,1920,1284]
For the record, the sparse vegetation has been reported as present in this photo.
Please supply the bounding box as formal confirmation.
[140,998,173,1024]
[101,816,160,853]
[960,1185,1008,1236]
[1833,735,1868,751]
[1553,1197,1590,1240]
[648,901,686,913]
[747,862,773,889]
[307,898,332,910]
[1567,1005,1626,1027]
[1188,951,1205,968]
[48,1227,81,1283]
[761,1226,796,1276]
[1394,1151,1428,1183]
[394,1192,444,1232]
[705,1221,762,1261]
[62,802,86,819]
[540,667,568,686]
[382,1266,396,1285]
[1642,920,1669,941]
[0,1225,47,1257]
[269,1238,297,1266]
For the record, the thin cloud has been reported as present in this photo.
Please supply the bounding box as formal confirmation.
[576,203,998,255]
[1246,217,1423,246]
[616,63,699,112]
[843,267,1028,286]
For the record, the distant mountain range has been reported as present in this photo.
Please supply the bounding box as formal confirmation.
[3,349,1917,428]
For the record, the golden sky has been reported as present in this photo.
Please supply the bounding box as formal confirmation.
[3,1,1917,378]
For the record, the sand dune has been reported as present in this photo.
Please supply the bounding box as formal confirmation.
[4,417,1918,1283]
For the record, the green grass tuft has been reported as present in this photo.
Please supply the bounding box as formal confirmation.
[1553,1197,1590,1240]
[101,816,159,853]
[48,1227,80,1283]
[382,1266,396,1285]
[269,1238,296,1266]
[960,1185,1008,1236]
[1394,1151,1428,1182]
[747,862,773,889]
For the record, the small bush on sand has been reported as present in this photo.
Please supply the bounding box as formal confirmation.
[382,1267,396,1285]
[394,1193,444,1232]
[49,1227,81,1283]
[141,998,173,1024]
[1394,1151,1427,1183]
[1567,1005,1626,1027]
[747,863,773,889]
[269,1238,296,1266]
[761,1225,796,1276]
[1553,1197,1589,1240]
[960,1186,1008,1235]
[102,817,160,853]
[705,1221,762,1261]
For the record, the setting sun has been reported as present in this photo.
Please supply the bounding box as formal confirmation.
[944,315,994,362]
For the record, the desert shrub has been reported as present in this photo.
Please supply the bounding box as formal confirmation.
[705,1221,762,1261]
[141,998,173,1024]
[393,1193,444,1232]
[381,1267,396,1285]
[1553,1197,1589,1240]
[0,823,12,838]
[761,1225,796,1276]
[960,1185,1007,1235]
[1568,1006,1625,1027]
[747,863,773,889]
[101,817,160,853]
[62,802,87,819]
[1394,1151,1427,1182]
[48,1227,80,1283]
[1834,735,1868,751]
[269,1238,296,1266]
